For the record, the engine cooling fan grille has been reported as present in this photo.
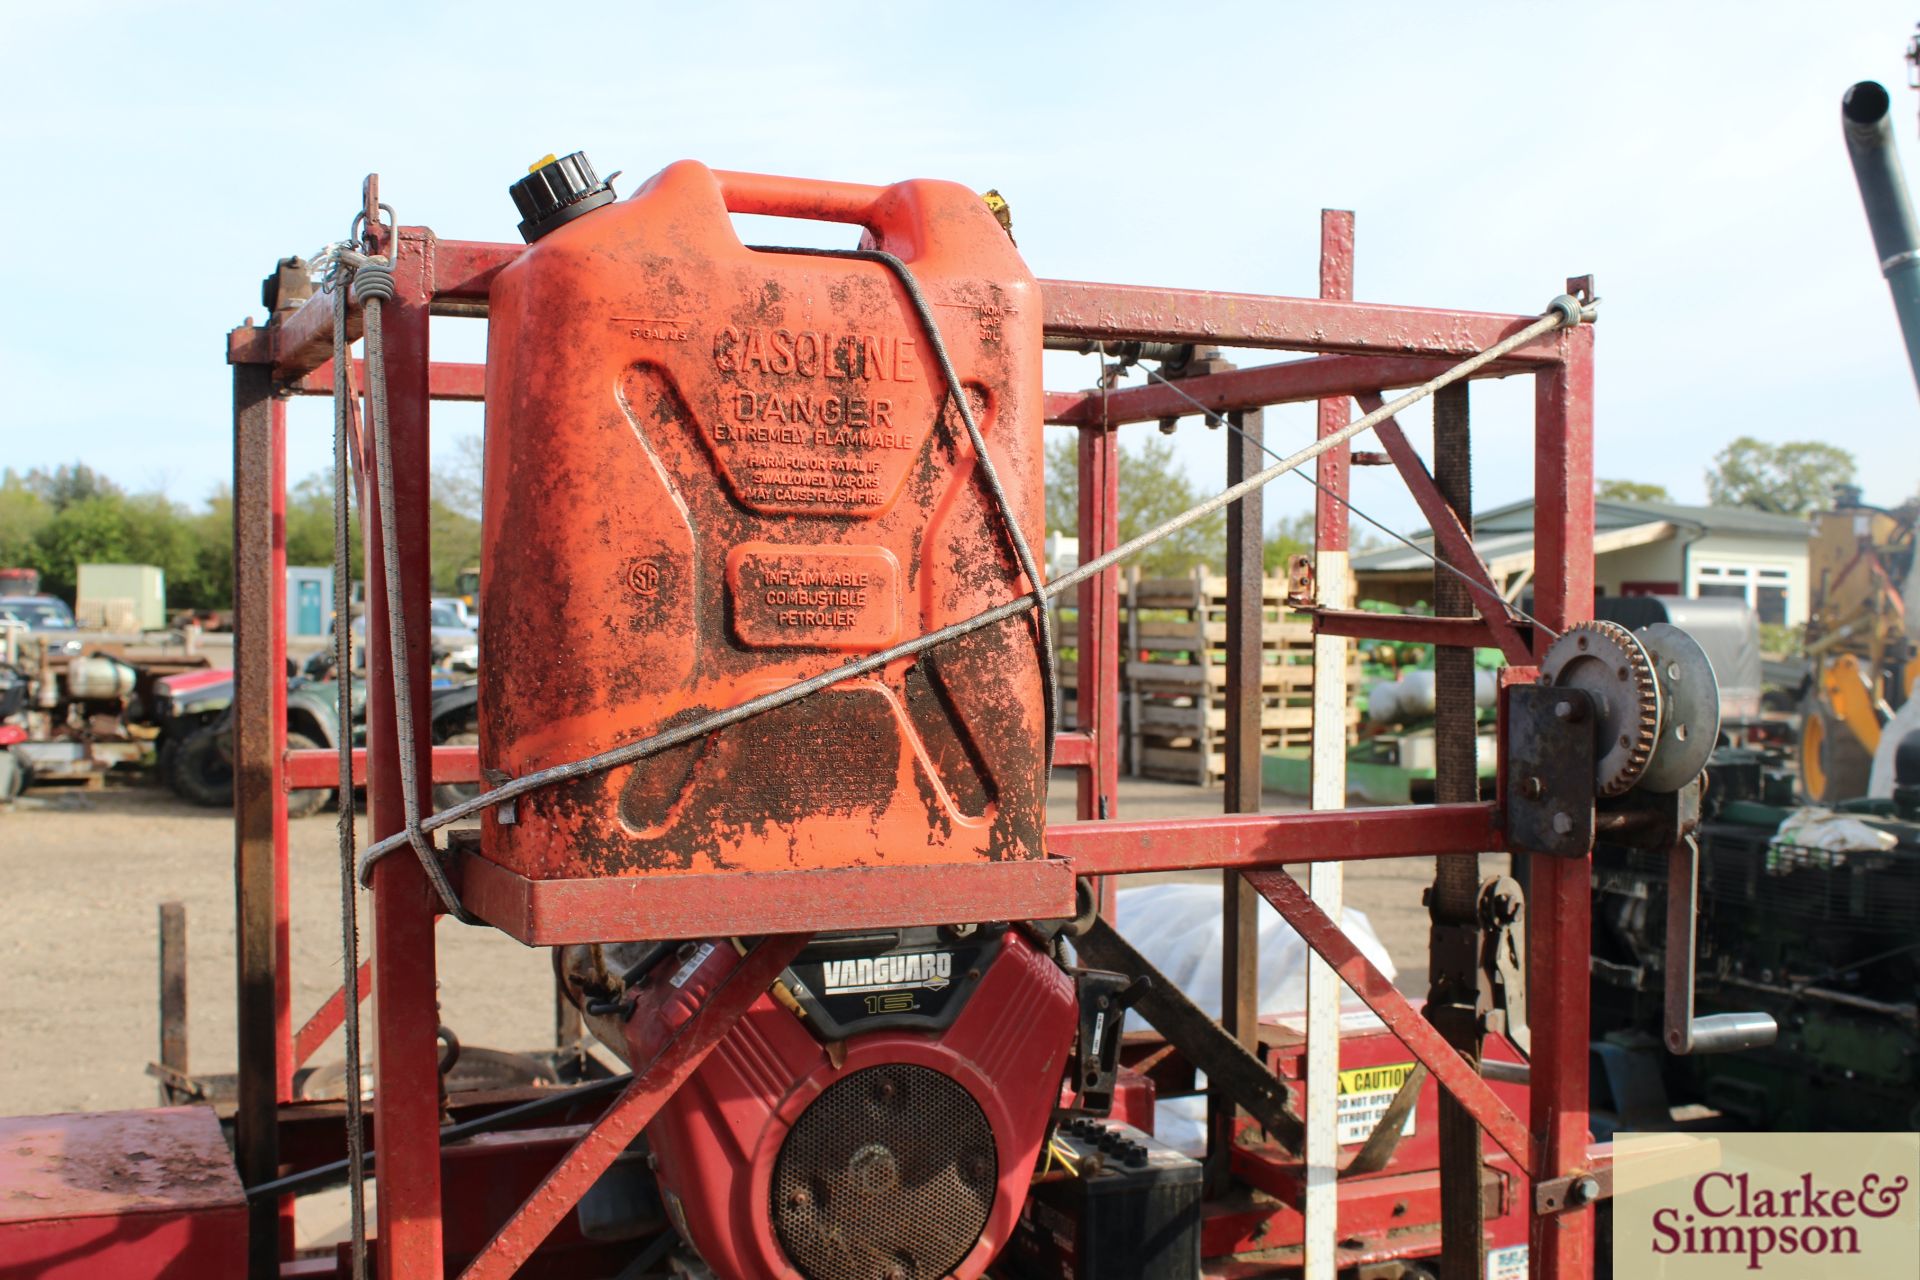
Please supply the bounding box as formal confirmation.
[771,1063,997,1280]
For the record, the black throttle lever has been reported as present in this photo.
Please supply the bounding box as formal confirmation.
[1065,969,1151,1117]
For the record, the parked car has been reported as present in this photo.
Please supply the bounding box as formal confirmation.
[428,681,481,811]
[332,603,478,673]
[433,595,478,630]
[0,595,82,655]
[172,670,359,817]
[150,666,240,790]
[167,664,479,816]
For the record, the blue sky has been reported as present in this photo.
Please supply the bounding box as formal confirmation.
[5,2,1919,538]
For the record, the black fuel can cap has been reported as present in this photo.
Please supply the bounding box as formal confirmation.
[509,152,618,242]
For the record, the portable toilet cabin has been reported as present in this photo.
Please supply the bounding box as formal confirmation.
[286,566,334,639]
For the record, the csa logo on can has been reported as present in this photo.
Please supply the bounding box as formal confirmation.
[626,558,663,598]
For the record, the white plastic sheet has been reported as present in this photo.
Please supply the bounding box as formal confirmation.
[1106,881,1400,1152]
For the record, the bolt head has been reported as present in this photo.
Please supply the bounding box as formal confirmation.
[1551,812,1574,836]
[1570,1175,1600,1205]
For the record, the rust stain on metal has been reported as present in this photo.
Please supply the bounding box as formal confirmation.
[0,1108,244,1219]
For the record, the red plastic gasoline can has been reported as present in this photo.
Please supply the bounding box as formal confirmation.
[480,162,1050,907]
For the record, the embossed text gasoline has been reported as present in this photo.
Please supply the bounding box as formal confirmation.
[713,326,918,381]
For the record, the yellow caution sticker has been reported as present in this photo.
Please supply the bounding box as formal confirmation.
[1335,1060,1418,1145]
[1337,1062,1419,1095]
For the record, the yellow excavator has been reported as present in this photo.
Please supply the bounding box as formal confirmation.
[1798,492,1917,800]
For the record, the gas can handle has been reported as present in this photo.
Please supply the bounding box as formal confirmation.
[712,169,889,226]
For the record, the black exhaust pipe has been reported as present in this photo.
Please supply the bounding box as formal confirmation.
[1843,80,1920,398]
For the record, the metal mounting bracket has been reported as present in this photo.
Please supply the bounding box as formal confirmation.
[1504,685,1596,857]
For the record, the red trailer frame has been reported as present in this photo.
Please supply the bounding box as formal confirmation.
[224,179,1599,1279]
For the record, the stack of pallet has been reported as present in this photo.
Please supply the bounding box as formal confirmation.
[1121,571,1360,785]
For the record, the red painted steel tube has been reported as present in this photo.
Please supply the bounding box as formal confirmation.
[1315,212,1356,557]
[285,744,479,791]
[1042,390,1088,424]
[1052,803,1503,875]
[1527,326,1597,1280]
[274,234,507,380]
[1047,353,1520,428]
[1076,425,1121,825]
[432,239,519,302]
[270,395,295,1259]
[273,288,355,384]
[1038,280,1568,362]
[1214,405,1267,1175]
[1245,870,1536,1172]
[1051,731,1096,769]
[231,361,281,1279]
[457,935,810,1280]
[271,397,292,1107]
[1312,610,1520,650]
[272,234,1568,379]
[229,325,271,365]
[293,959,373,1069]
[366,230,447,1280]
[457,854,1073,946]
[413,236,1561,368]
[290,359,486,402]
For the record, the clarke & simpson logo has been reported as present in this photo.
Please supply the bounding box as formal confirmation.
[1615,1132,1920,1278]
[1650,1169,1909,1269]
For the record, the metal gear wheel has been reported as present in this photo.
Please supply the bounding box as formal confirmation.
[1538,619,1662,796]
[1635,622,1720,793]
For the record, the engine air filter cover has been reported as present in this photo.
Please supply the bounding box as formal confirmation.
[633,924,1075,1280]
[772,1063,997,1280]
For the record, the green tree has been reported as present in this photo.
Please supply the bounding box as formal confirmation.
[430,436,484,592]
[1706,437,1855,516]
[32,497,136,599]
[284,471,363,580]
[189,488,235,612]
[1597,479,1671,502]
[1045,435,1225,577]
[120,492,202,606]
[1263,510,1314,574]
[0,470,52,570]
[429,498,481,593]
[25,463,122,511]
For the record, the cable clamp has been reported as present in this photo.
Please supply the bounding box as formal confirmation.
[350,259,396,305]
[1545,293,1593,328]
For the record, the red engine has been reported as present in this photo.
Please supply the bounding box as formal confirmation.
[623,926,1078,1279]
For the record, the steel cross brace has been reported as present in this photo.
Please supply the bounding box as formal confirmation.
[293,958,373,1069]
[1243,870,1537,1174]
[458,934,809,1279]
[1354,392,1532,666]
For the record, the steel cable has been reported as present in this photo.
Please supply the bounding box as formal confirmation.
[359,296,1586,881]
[1129,362,1560,640]
[353,254,479,921]
[750,244,1059,769]
[326,254,369,1280]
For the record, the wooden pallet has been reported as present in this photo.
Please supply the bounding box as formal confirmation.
[1123,570,1359,784]
[1051,570,1363,781]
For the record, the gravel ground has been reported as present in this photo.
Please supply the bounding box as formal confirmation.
[0,771,1459,1120]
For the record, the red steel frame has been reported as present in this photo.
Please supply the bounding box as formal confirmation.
[225,199,1597,1278]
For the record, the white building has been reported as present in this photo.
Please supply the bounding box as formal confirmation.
[1351,498,1811,627]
